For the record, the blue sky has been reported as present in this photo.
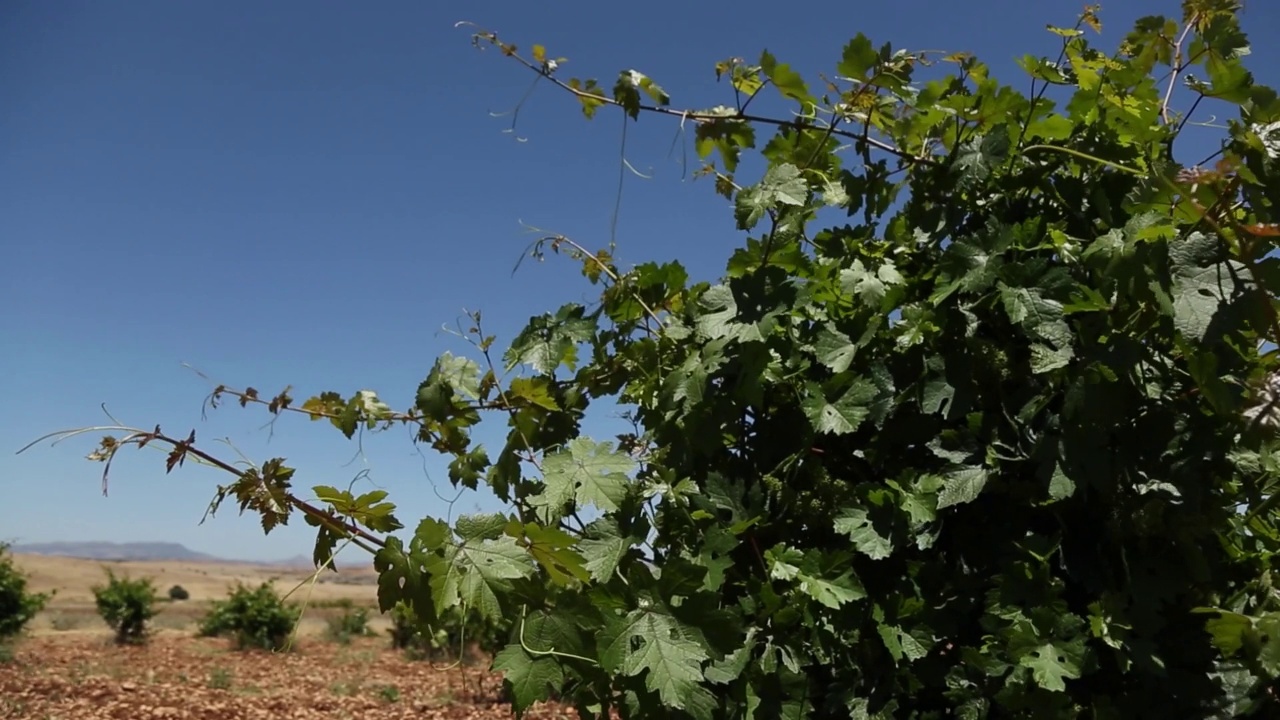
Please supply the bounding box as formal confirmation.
[3,1,1277,562]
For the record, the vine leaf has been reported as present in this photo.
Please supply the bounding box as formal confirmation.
[532,437,635,522]
[372,536,431,614]
[1018,638,1086,692]
[492,645,565,712]
[767,546,866,608]
[507,377,560,411]
[579,517,632,582]
[833,508,893,560]
[936,467,990,510]
[837,34,878,80]
[515,521,590,585]
[802,378,878,435]
[734,162,807,230]
[814,327,857,373]
[504,304,596,373]
[1168,231,1247,342]
[598,607,710,710]
[759,50,813,106]
[952,127,1011,190]
[497,614,607,711]
[425,519,533,620]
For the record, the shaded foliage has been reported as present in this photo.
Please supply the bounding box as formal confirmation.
[386,600,513,663]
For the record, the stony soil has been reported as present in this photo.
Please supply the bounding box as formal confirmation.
[0,634,569,720]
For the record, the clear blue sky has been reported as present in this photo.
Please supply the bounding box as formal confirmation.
[3,1,1277,562]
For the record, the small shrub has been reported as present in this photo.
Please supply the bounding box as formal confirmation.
[207,666,233,690]
[167,585,189,601]
[91,568,158,645]
[0,642,14,665]
[378,685,400,704]
[197,582,299,651]
[386,602,441,658]
[386,601,509,662]
[324,601,372,645]
[0,542,52,641]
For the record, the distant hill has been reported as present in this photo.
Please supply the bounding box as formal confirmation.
[10,541,220,562]
[8,541,333,569]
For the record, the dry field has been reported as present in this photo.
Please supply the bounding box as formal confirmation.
[10,553,387,637]
[2,554,567,719]
[1,635,569,720]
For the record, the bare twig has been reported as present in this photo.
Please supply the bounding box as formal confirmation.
[1161,16,1198,124]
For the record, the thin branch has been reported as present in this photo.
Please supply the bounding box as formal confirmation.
[1160,16,1198,124]
[522,229,665,332]
[22,425,385,554]
[465,28,936,168]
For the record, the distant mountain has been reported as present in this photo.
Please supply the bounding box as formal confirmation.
[8,541,339,568]
[11,541,222,562]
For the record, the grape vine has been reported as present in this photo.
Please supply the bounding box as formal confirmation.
[25,2,1280,717]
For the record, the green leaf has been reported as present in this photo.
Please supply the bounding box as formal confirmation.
[694,114,756,173]
[695,284,766,343]
[833,508,893,560]
[567,77,607,118]
[799,571,865,609]
[759,50,813,105]
[599,607,710,710]
[426,531,533,620]
[492,645,564,711]
[504,304,597,374]
[372,537,427,614]
[432,353,482,400]
[1029,344,1073,374]
[519,522,590,585]
[507,377,561,411]
[1047,463,1076,502]
[704,630,755,684]
[952,126,1010,191]
[1169,231,1248,342]
[803,376,879,435]
[448,446,490,490]
[734,162,807,230]
[840,261,885,306]
[936,467,990,510]
[837,34,878,80]
[878,622,930,663]
[813,327,857,373]
[1018,638,1085,692]
[695,528,738,592]
[1000,284,1074,351]
[580,518,632,582]
[532,437,635,522]
[1201,609,1254,657]
[768,546,866,608]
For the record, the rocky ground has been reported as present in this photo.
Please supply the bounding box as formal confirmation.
[0,634,568,720]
